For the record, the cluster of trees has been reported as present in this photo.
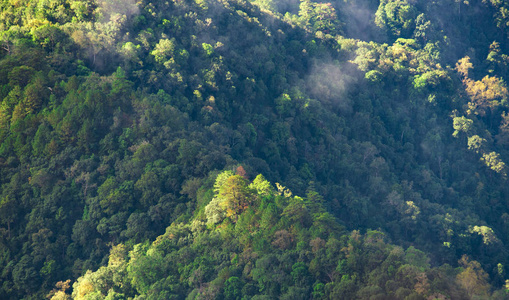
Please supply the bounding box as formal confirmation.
[0,0,508,298]
[61,171,503,299]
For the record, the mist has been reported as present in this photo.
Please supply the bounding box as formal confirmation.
[338,0,385,42]
[306,60,358,113]
[97,0,140,22]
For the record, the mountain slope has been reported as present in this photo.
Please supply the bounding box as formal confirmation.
[66,172,474,299]
[0,0,509,298]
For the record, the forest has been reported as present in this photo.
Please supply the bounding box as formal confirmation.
[1,0,509,298]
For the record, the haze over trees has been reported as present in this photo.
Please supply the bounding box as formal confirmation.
[0,0,509,298]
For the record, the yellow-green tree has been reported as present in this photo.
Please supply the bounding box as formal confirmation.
[217,175,253,219]
[465,76,508,117]
[206,172,254,224]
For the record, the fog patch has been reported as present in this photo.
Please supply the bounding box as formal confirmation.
[97,0,140,22]
[338,0,385,42]
[306,61,357,113]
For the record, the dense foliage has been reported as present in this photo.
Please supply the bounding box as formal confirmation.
[0,0,509,298]
[66,172,478,299]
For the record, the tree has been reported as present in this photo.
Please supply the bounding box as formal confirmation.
[413,13,432,45]
[214,170,234,194]
[298,0,341,34]
[312,3,340,34]
[404,246,430,271]
[206,171,254,224]
[134,171,162,207]
[481,152,506,175]
[217,175,253,219]
[272,230,294,250]
[236,165,248,179]
[467,135,486,153]
[465,76,508,117]
[375,0,418,39]
[486,41,509,74]
[32,25,69,53]
[452,116,473,137]
[24,79,48,114]
[224,276,243,300]
[497,111,509,145]
[12,255,39,294]
[205,196,227,225]
[282,196,310,226]
[0,195,17,238]
[412,70,449,95]
[456,255,491,297]
[456,56,473,78]
[291,262,311,286]
[97,178,134,216]
[47,280,71,300]
[32,122,51,156]
[469,225,499,246]
[151,38,176,67]
[8,66,34,87]
[249,174,274,197]
[0,86,22,136]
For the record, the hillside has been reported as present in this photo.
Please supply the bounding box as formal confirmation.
[66,172,473,299]
[0,0,508,298]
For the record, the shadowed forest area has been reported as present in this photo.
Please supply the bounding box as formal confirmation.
[1,0,509,298]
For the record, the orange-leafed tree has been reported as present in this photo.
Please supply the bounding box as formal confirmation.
[456,255,491,298]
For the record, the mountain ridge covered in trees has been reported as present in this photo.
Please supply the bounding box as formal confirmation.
[1,0,509,298]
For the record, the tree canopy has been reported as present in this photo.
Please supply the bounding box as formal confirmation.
[1,0,509,298]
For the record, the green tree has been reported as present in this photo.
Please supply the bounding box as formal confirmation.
[452,116,473,137]
[151,38,176,66]
[0,195,17,238]
[375,0,418,39]
[282,196,310,226]
[249,174,274,197]
[224,276,243,300]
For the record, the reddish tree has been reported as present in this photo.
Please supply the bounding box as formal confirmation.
[236,165,248,180]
